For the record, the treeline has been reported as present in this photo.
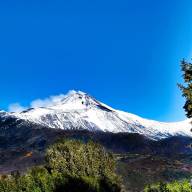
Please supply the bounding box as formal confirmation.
[144,180,192,192]
[0,140,122,192]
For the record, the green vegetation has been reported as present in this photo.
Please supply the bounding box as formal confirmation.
[178,59,192,118]
[144,180,192,192]
[0,140,121,192]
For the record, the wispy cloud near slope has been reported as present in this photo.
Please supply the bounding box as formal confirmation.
[8,103,27,113]
[8,91,76,112]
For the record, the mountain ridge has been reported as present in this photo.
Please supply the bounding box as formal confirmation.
[1,90,191,140]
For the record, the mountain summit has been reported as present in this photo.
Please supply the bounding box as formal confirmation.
[4,90,192,140]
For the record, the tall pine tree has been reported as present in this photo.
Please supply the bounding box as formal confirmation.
[178,59,192,120]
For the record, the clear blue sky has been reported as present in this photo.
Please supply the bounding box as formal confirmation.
[0,0,192,121]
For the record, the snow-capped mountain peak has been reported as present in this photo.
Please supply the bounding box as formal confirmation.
[5,90,192,140]
[50,90,107,111]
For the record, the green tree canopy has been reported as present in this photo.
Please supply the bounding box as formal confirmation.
[0,139,122,192]
[45,140,117,180]
[178,59,192,118]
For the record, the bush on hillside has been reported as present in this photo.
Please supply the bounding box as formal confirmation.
[0,139,122,192]
[144,180,192,192]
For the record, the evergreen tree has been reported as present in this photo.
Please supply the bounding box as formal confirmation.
[178,59,192,119]
[45,139,121,191]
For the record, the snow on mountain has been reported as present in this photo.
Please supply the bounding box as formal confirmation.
[5,90,192,140]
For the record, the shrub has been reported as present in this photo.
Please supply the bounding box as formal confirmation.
[144,180,192,192]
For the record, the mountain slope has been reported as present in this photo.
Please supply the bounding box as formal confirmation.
[1,90,192,140]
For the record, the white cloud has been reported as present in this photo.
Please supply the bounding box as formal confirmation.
[30,94,66,108]
[8,103,27,113]
[8,91,76,112]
